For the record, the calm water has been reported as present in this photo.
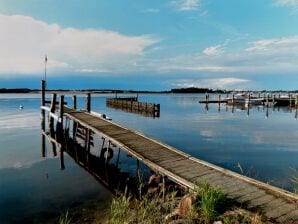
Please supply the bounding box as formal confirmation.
[1,93,298,222]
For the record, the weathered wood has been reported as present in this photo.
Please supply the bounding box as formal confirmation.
[86,93,91,112]
[73,95,77,110]
[49,93,57,129]
[106,98,160,118]
[62,106,298,223]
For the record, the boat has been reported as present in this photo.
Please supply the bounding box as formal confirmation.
[226,93,247,105]
[274,95,295,107]
[245,98,265,106]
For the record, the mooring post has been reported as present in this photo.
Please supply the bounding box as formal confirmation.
[73,95,77,110]
[72,95,77,140]
[105,141,111,164]
[41,80,46,108]
[60,147,65,170]
[59,95,64,125]
[49,93,57,130]
[41,119,46,158]
[218,94,221,104]
[296,95,298,108]
[86,93,91,112]
[156,104,160,117]
[289,94,292,108]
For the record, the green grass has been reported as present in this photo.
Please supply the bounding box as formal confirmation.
[59,211,72,224]
[108,194,131,224]
[107,183,264,224]
[197,182,225,223]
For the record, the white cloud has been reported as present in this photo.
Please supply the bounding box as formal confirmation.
[141,8,160,13]
[154,35,298,76]
[172,77,251,89]
[203,45,224,56]
[275,0,298,7]
[172,0,200,11]
[0,14,159,74]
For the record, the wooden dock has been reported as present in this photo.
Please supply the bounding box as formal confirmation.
[40,81,298,223]
[106,97,160,117]
[62,106,298,223]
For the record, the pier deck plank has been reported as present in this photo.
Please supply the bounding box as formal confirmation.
[64,107,298,223]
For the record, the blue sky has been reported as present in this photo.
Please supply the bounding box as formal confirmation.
[0,0,298,90]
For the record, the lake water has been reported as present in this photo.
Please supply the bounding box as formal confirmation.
[1,93,298,223]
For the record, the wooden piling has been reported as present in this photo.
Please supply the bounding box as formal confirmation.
[73,95,77,110]
[86,93,91,112]
[60,148,65,170]
[59,95,64,124]
[49,93,57,130]
[41,80,46,107]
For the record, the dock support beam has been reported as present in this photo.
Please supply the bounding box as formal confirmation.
[86,93,91,112]
[41,80,46,157]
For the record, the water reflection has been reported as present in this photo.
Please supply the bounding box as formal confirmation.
[41,116,143,196]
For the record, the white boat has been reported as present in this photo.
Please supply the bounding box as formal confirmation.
[226,93,246,105]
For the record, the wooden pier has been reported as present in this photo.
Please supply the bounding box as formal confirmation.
[106,97,160,117]
[40,82,298,223]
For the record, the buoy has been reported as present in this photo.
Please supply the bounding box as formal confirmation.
[19,105,23,110]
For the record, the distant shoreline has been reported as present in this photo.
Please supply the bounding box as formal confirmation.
[0,87,298,94]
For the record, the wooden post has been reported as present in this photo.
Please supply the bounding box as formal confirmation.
[49,93,57,130]
[60,148,65,170]
[218,95,221,104]
[86,93,91,112]
[41,120,46,158]
[156,104,160,117]
[73,95,77,110]
[59,95,64,124]
[289,94,292,108]
[105,141,111,164]
[296,95,298,108]
[41,80,46,107]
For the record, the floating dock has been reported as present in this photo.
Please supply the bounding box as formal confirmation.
[106,97,160,117]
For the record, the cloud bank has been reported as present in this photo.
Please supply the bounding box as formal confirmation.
[0,14,159,74]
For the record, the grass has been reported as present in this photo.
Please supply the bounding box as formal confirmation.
[59,211,72,224]
[107,194,131,224]
[197,183,225,223]
[107,182,264,224]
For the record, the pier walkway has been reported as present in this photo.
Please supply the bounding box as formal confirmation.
[63,106,298,223]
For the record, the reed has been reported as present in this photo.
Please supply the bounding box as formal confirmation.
[197,183,225,223]
[58,211,72,224]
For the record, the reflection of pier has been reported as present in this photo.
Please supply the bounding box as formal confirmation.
[40,80,298,223]
[106,97,160,118]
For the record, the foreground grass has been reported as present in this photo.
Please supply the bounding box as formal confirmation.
[107,183,263,224]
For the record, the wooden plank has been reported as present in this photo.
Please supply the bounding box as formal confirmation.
[262,198,288,212]
[247,195,276,209]
[191,172,223,184]
[63,106,298,224]
[266,203,296,219]
[237,190,267,203]
[180,169,216,181]
[229,186,259,198]
[277,210,298,223]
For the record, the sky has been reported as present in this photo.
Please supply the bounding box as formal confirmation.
[1,0,298,90]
